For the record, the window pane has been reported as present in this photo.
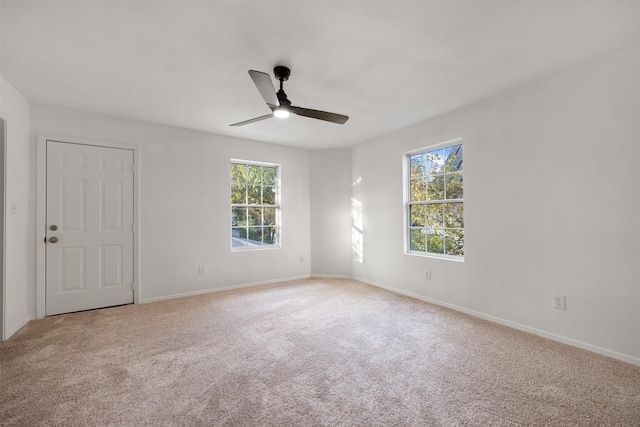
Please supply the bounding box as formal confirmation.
[248,208,262,226]
[410,204,425,227]
[246,165,261,185]
[426,228,444,254]
[232,227,247,248]
[231,183,246,204]
[248,227,263,245]
[445,229,464,256]
[263,227,277,245]
[263,167,277,185]
[444,203,464,228]
[426,149,445,174]
[247,185,261,204]
[410,228,426,251]
[410,154,425,178]
[446,173,463,200]
[232,207,247,226]
[263,207,276,225]
[445,144,463,172]
[427,176,444,200]
[231,164,246,184]
[263,185,276,205]
[410,178,426,202]
[426,204,443,228]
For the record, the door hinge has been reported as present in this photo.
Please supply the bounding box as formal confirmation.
[132,282,135,291]
[132,164,135,174]
[132,223,136,232]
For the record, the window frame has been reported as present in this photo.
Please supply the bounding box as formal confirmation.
[230,159,281,252]
[403,138,464,262]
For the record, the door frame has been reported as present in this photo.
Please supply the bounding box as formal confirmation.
[36,134,141,319]
[1,117,6,338]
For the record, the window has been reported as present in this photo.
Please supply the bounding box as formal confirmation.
[406,141,463,258]
[231,161,279,250]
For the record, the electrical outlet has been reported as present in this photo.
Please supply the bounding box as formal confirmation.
[198,265,206,275]
[425,270,431,280]
[553,295,566,310]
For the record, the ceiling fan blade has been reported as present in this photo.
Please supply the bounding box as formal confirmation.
[229,114,273,127]
[248,70,278,107]
[290,106,349,124]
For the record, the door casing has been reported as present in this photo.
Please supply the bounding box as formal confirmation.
[1,118,6,337]
[36,134,141,319]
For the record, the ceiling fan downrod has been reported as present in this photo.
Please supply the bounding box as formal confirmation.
[272,66,290,117]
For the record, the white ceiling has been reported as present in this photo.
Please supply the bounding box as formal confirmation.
[1,1,638,149]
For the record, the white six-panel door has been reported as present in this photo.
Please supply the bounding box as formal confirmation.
[46,141,134,316]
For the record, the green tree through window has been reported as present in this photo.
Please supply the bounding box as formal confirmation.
[408,143,463,257]
[231,162,279,249]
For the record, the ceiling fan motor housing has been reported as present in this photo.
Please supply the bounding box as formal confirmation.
[277,90,291,107]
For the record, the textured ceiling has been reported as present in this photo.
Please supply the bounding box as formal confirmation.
[1,1,638,149]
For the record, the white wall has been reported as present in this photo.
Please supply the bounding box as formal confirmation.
[1,76,31,338]
[351,45,640,364]
[309,148,352,277]
[29,105,311,304]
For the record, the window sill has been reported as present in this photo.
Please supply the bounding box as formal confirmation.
[405,251,464,262]
[231,246,281,253]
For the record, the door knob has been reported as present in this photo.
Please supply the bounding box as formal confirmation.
[49,225,58,231]
[49,237,59,243]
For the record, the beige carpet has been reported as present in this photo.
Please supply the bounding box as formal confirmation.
[1,278,639,426]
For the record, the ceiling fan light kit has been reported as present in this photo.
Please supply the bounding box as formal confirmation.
[230,66,349,127]
[273,107,290,119]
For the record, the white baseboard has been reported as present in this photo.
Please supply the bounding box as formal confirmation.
[139,275,312,304]
[354,275,640,367]
[310,274,353,280]
[4,315,32,341]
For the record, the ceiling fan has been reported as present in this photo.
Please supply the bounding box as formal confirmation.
[230,66,349,126]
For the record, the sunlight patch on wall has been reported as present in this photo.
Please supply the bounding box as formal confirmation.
[351,196,363,264]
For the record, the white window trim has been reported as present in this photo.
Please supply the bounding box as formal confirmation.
[403,138,464,262]
[230,159,281,252]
